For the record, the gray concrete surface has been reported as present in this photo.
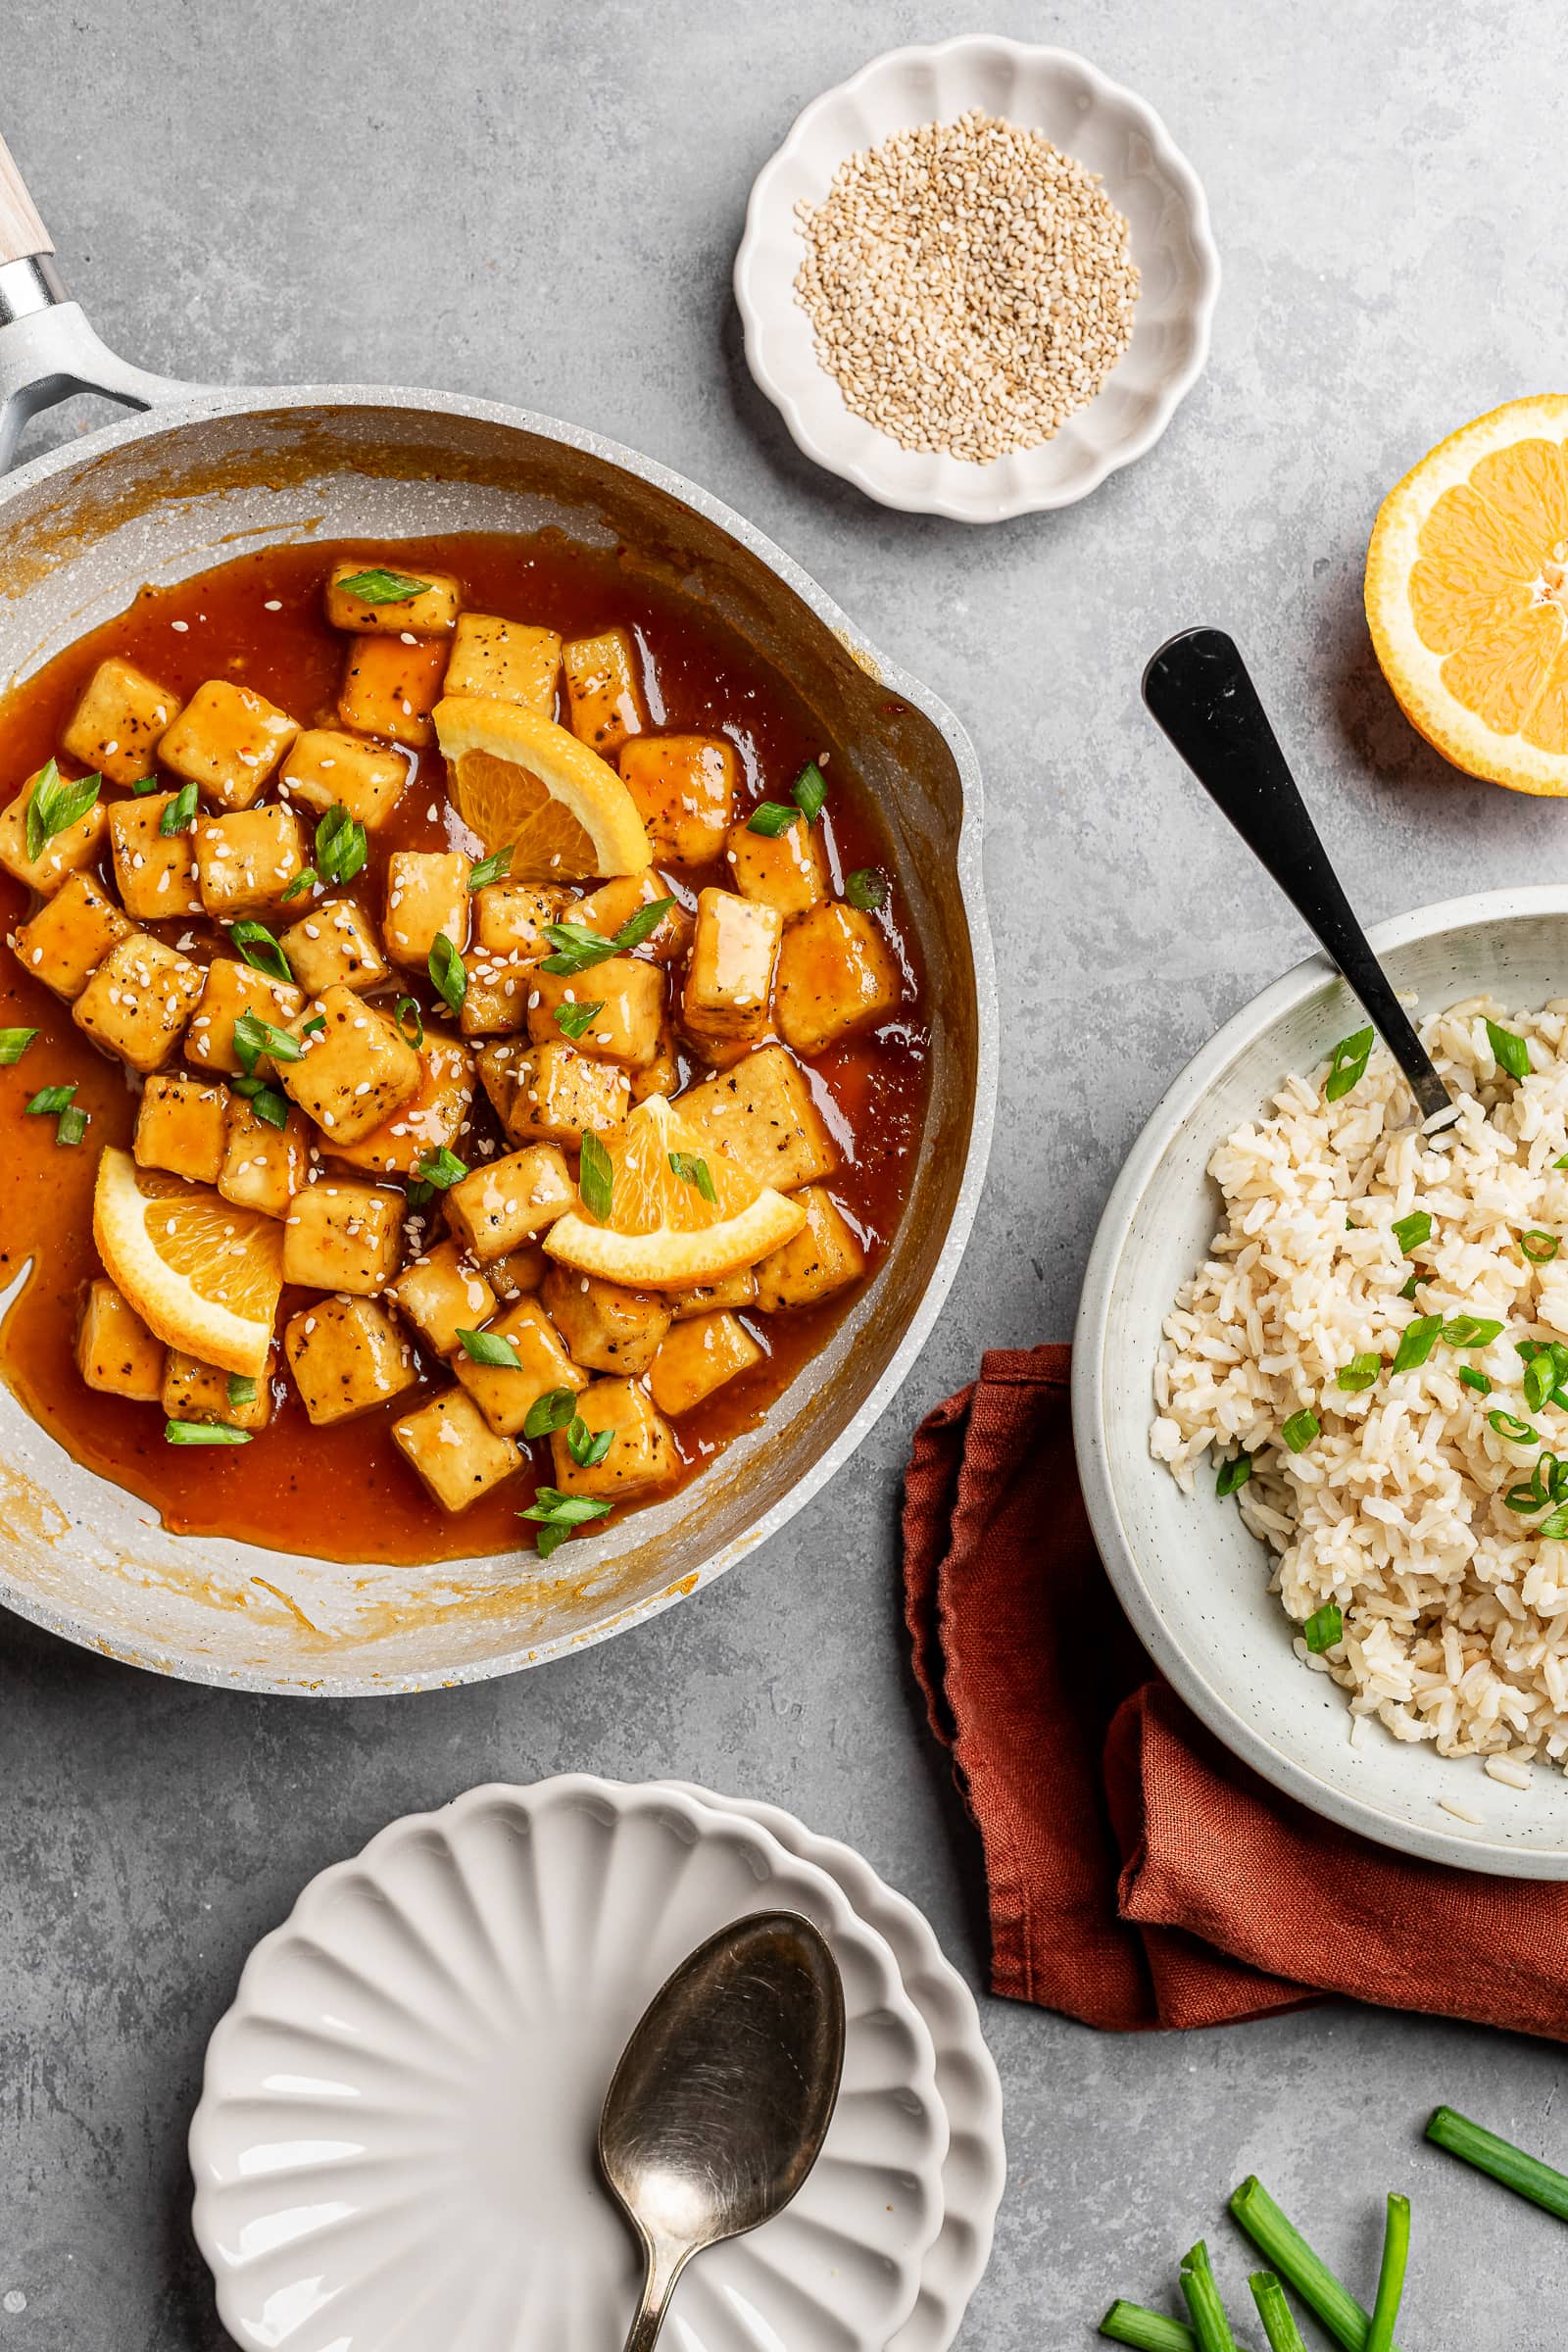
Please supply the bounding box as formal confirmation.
[2,2,1564,2343]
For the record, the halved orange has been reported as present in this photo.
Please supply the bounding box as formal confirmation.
[92,1147,282,1377]
[433,696,651,877]
[1366,395,1568,793]
[544,1095,807,1287]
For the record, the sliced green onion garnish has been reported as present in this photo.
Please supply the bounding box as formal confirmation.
[1337,1353,1381,1393]
[336,565,432,603]
[667,1150,716,1204]
[1490,1408,1540,1444]
[1250,2274,1307,2352]
[280,866,318,902]
[1391,1210,1431,1253]
[1459,1366,1492,1395]
[1539,1503,1568,1540]
[226,1375,258,1408]
[579,1129,613,1222]
[1228,2177,1396,2352]
[1303,1601,1343,1652]
[1178,2242,1237,2352]
[24,1083,75,1116]
[412,1145,467,1191]
[159,780,199,835]
[791,760,827,823]
[1439,1314,1502,1348]
[25,758,101,859]
[468,842,515,891]
[1281,1408,1319,1451]
[554,997,605,1041]
[565,1417,613,1470]
[457,1327,517,1369]
[428,931,466,1015]
[165,1419,252,1446]
[0,1027,38,1064]
[1521,1229,1560,1263]
[1486,1018,1531,1079]
[131,773,161,796]
[316,802,368,885]
[394,995,424,1049]
[230,920,293,986]
[1426,2105,1568,2222]
[522,1387,579,1441]
[1215,1453,1252,1497]
[1392,1314,1442,1374]
[1324,1025,1374,1102]
[612,896,675,954]
[1098,2306,1195,2352]
[845,867,888,910]
[55,1103,88,1146]
[232,1010,303,1067]
[746,801,801,838]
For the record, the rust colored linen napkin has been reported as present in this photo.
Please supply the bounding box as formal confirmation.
[903,1343,1568,2041]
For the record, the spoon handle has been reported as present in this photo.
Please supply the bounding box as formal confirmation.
[620,2239,684,2352]
[1142,625,1456,1129]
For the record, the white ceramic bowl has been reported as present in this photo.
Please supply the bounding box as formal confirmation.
[1074,889,1568,1878]
[735,37,1219,522]
[662,1783,1006,2352]
[189,1777,950,2352]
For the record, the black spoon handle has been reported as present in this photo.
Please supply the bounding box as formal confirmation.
[1142,625,1455,1129]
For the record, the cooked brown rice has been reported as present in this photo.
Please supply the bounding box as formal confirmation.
[1152,996,1568,1780]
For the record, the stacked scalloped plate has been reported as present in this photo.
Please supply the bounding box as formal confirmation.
[189,1775,1005,2351]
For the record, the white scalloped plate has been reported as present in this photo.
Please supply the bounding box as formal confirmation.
[735,36,1219,521]
[662,1785,1006,2352]
[189,1778,949,2352]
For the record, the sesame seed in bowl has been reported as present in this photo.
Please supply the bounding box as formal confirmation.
[735,36,1219,521]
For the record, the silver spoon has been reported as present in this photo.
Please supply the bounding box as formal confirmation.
[1143,625,1460,1132]
[599,1910,846,2352]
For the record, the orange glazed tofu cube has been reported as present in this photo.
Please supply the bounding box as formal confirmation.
[133,1073,229,1184]
[15,872,131,1001]
[285,1295,418,1427]
[194,806,310,920]
[389,1240,497,1359]
[445,1143,575,1261]
[452,1298,586,1438]
[0,769,109,896]
[648,1311,764,1417]
[679,1045,837,1195]
[548,1377,677,1500]
[774,903,901,1056]
[542,1264,671,1376]
[280,898,390,999]
[669,1267,758,1320]
[162,1350,273,1433]
[74,934,202,1073]
[281,1177,403,1293]
[385,850,470,967]
[487,1040,630,1151]
[158,679,299,810]
[327,1031,475,1178]
[566,870,690,964]
[108,791,203,919]
[392,1387,521,1511]
[618,737,737,864]
[684,889,782,1044]
[219,1096,312,1219]
[473,878,568,956]
[754,1185,866,1311]
[324,561,461,634]
[76,1276,164,1402]
[526,955,665,1068]
[725,814,829,920]
[444,614,562,712]
[279,985,423,1145]
[61,657,182,787]
[185,959,304,1076]
[563,626,646,756]
[487,1241,549,1298]
[460,951,534,1038]
[338,634,448,746]
[280,727,409,830]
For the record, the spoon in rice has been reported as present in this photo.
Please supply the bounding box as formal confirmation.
[1143,625,1461,1133]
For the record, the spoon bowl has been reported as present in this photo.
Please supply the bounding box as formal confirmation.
[599,1910,846,2351]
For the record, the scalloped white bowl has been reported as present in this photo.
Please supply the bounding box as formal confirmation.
[735,37,1219,521]
[189,1778,951,2352]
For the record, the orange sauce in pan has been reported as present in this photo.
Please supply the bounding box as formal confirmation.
[0,535,930,1566]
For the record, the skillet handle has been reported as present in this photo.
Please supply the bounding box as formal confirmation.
[0,122,198,471]
[0,129,52,265]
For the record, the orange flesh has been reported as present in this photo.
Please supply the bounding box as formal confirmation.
[1412,436,1568,751]
[0,533,930,1565]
